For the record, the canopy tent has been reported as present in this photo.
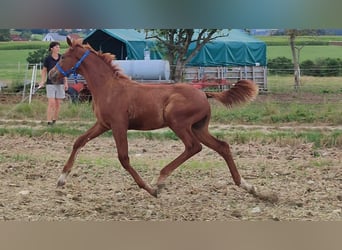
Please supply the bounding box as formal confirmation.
[83,29,266,66]
[83,29,163,60]
[187,29,267,66]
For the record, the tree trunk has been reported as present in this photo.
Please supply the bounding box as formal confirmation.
[289,34,300,91]
[145,29,223,82]
[173,61,184,82]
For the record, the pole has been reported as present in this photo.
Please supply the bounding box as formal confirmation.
[29,65,37,104]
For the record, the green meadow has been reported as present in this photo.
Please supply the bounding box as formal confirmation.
[266,45,342,62]
[257,35,342,61]
[1,36,342,83]
[0,41,68,83]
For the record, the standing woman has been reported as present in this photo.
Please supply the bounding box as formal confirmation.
[39,41,68,125]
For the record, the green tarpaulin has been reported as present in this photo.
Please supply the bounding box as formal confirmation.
[187,29,266,66]
[83,29,266,66]
[83,29,163,60]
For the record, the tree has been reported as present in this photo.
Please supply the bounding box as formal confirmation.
[145,29,228,82]
[286,29,303,91]
[21,30,32,40]
[26,48,49,65]
[0,29,11,41]
[30,29,49,34]
[285,29,317,91]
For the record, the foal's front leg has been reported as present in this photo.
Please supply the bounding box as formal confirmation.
[112,128,158,197]
[57,122,108,187]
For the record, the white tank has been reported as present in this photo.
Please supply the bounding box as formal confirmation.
[114,60,170,81]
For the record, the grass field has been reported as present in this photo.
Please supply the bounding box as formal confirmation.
[2,44,342,65]
[257,35,342,61]
[256,35,342,44]
[1,35,342,84]
[266,45,342,62]
[0,41,69,84]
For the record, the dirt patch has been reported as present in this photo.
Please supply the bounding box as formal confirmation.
[0,132,341,221]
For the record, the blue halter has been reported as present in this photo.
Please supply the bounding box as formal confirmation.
[55,50,90,82]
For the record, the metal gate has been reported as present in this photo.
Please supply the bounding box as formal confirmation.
[183,66,268,91]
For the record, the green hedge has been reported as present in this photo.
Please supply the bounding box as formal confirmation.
[301,58,342,76]
[268,56,342,76]
[267,57,293,75]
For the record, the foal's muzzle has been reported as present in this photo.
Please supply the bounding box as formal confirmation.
[48,69,60,84]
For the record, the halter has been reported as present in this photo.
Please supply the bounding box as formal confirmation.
[55,50,90,83]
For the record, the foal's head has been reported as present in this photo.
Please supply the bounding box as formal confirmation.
[49,36,130,83]
[49,36,90,83]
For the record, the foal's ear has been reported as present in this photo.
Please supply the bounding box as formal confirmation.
[66,36,73,47]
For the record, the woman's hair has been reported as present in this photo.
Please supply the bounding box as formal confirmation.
[49,41,60,51]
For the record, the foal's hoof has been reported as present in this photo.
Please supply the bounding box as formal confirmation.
[57,173,68,187]
[157,183,166,190]
[57,179,66,187]
[150,188,159,198]
[149,183,166,198]
[56,176,66,187]
[240,177,257,195]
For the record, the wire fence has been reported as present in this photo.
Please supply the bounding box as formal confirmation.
[1,61,342,97]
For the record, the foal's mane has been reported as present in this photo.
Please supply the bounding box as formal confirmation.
[74,39,130,80]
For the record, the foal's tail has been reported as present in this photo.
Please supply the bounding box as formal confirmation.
[205,79,258,108]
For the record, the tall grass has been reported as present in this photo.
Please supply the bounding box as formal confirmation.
[211,100,342,125]
[267,75,342,93]
[1,76,342,125]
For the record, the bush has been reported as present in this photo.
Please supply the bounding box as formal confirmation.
[268,56,342,76]
[267,57,293,75]
[300,58,342,76]
[300,59,315,76]
[26,48,49,65]
[325,58,342,76]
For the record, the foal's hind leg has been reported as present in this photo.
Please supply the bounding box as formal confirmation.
[155,126,202,191]
[193,126,257,195]
[57,122,108,187]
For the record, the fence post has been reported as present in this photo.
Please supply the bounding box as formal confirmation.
[29,65,37,104]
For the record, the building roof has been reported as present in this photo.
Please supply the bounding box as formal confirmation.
[42,33,67,41]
